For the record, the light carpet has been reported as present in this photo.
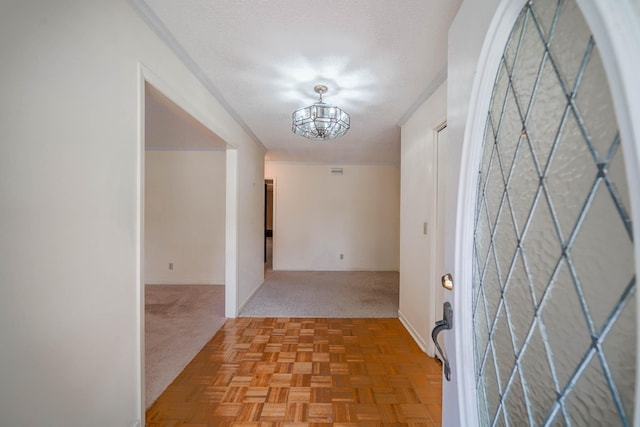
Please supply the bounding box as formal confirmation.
[145,284,225,408]
[239,270,399,318]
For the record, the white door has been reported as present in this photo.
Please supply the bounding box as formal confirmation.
[446,0,640,425]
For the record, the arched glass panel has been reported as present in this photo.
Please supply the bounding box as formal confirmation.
[473,0,636,425]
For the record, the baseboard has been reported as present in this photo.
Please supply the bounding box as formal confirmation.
[398,310,431,355]
[270,267,400,272]
[145,281,225,286]
[237,279,266,313]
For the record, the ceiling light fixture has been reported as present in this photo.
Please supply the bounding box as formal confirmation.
[292,85,350,141]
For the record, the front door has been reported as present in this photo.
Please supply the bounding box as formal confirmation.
[448,0,638,425]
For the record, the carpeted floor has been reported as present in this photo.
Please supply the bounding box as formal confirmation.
[145,284,226,408]
[239,270,399,318]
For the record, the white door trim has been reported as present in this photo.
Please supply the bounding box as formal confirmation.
[264,177,277,270]
[136,63,242,417]
[225,148,239,317]
[452,1,640,425]
[453,2,525,424]
[136,63,146,422]
[429,121,447,357]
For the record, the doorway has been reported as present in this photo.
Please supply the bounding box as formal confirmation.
[143,82,228,408]
[137,69,240,415]
[264,179,274,270]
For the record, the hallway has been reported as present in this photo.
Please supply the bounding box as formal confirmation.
[146,317,443,426]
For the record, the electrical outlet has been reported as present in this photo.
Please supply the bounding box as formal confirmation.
[169,262,174,270]
[340,254,344,260]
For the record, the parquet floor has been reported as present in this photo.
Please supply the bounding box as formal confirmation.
[146,317,443,426]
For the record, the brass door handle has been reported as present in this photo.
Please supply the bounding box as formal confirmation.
[442,273,454,290]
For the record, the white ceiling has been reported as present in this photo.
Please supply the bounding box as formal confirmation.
[139,0,462,165]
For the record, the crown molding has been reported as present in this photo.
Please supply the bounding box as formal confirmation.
[397,65,447,127]
[128,0,267,153]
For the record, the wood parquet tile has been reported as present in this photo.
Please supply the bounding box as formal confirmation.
[146,318,443,427]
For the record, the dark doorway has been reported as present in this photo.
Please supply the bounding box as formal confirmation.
[264,179,274,264]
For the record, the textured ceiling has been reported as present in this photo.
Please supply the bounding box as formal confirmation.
[139,0,462,165]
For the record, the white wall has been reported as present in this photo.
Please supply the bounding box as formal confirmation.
[398,81,447,355]
[236,144,266,306]
[0,1,264,426]
[145,150,226,285]
[265,163,400,271]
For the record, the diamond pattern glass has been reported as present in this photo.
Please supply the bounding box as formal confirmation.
[504,370,530,425]
[519,324,557,425]
[503,253,535,353]
[472,0,636,425]
[507,137,538,235]
[545,112,596,241]
[602,294,637,419]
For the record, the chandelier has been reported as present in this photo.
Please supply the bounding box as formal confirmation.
[292,85,350,141]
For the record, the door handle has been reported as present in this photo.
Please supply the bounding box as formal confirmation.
[431,302,453,381]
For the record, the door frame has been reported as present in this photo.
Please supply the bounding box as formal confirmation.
[136,63,240,415]
[429,121,447,356]
[452,1,640,425]
[264,179,274,263]
[264,176,276,269]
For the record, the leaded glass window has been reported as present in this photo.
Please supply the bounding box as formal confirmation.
[472,0,636,425]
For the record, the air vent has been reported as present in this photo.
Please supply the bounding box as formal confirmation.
[331,168,343,175]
